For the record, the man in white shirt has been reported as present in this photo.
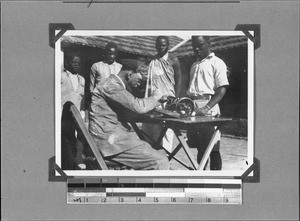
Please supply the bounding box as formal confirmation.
[187,36,229,170]
[61,52,86,170]
[61,53,85,116]
[89,42,122,93]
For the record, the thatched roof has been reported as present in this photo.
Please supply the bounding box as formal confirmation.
[173,36,248,58]
[61,35,248,59]
[61,35,183,57]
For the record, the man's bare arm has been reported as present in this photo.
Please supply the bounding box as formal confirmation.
[196,86,227,116]
[206,86,227,109]
[170,55,182,97]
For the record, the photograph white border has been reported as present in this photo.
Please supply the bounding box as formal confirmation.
[55,30,254,177]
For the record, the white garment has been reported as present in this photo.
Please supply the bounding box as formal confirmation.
[146,52,175,97]
[163,129,174,153]
[193,100,220,116]
[187,52,228,97]
[193,100,221,142]
[143,53,176,152]
[90,61,122,92]
[61,70,86,120]
[69,73,79,91]
[72,73,85,119]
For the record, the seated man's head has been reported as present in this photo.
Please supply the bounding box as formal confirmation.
[104,42,118,65]
[120,59,148,89]
[66,52,81,74]
[127,71,143,89]
[156,36,169,57]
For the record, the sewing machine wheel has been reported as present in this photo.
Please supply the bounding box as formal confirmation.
[175,97,195,117]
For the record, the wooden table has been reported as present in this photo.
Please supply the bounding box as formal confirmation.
[129,114,232,170]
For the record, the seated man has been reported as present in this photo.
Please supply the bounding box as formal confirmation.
[89,60,170,170]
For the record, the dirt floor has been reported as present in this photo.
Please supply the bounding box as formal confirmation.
[169,134,248,171]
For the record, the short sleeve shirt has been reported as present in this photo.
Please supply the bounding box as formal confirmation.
[187,52,229,97]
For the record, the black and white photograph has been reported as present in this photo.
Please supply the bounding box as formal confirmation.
[2,0,299,220]
[55,30,254,177]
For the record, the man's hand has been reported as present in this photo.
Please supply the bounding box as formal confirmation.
[152,88,164,101]
[195,105,210,116]
[159,95,169,103]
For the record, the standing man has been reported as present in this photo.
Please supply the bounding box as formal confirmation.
[142,36,182,152]
[147,36,182,98]
[187,36,229,170]
[61,52,86,169]
[89,42,122,93]
[61,52,85,113]
[89,60,170,170]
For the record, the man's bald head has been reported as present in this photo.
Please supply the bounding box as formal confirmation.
[118,59,145,89]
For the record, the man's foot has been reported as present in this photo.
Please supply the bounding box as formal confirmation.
[210,151,222,170]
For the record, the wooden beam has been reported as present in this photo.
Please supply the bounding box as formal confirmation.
[174,130,198,170]
[197,128,220,170]
[70,105,108,170]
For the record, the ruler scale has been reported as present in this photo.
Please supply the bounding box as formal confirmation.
[67,178,242,204]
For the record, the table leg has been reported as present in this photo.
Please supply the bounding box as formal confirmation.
[173,130,198,170]
[130,123,145,140]
[197,127,220,170]
[168,143,182,160]
[138,126,193,170]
